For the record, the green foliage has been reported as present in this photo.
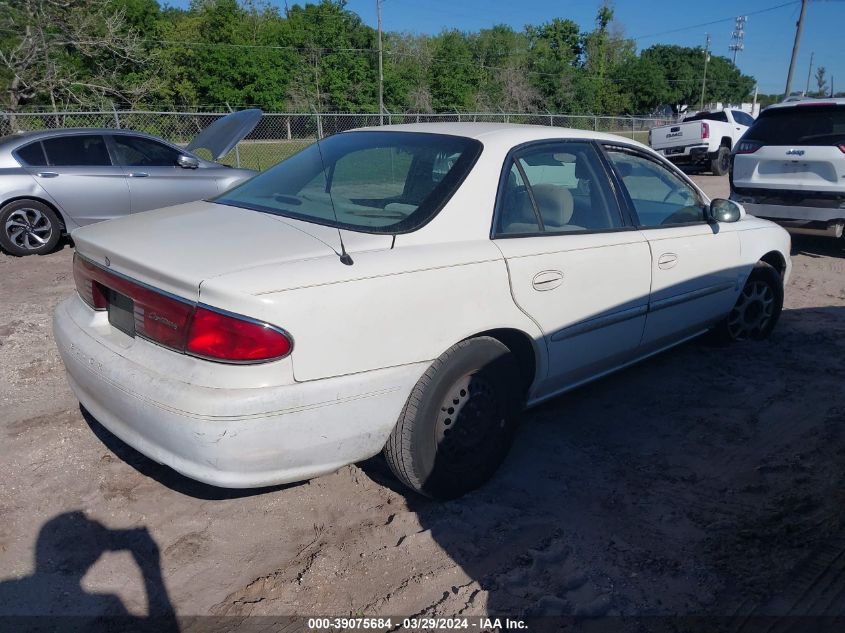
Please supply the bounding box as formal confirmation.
[641,44,755,111]
[1,0,759,115]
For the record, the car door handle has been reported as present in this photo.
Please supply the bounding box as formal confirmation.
[657,253,678,269]
[532,270,564,291]
[36,171,59,178]
[128,172,149,178]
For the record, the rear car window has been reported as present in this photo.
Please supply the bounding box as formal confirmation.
[745,104,845,146]
[683,111,728,123]
[216,131,482,234]
[42,135,111,166]
[15,142,47,166]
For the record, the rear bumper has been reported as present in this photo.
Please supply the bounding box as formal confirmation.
[736,201,845,223]
[53,296,426,488]
[658,143,710,163]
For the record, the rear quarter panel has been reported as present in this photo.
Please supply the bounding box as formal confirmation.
[199,240,545,382]
[0,170,75,230]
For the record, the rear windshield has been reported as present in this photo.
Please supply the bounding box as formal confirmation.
[744,104,845,146]
[215,131,482,234]
[683,111,728,123]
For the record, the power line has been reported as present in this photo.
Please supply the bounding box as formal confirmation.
[630,0,797,41]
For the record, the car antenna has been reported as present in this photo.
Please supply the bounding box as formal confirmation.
[314,136,353,266]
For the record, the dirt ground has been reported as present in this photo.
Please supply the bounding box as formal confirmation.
[2,174,845,628]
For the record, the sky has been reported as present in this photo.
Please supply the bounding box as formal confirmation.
[340,0,845,96]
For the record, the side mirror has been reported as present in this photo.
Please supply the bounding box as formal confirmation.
[708,198,744,223]
[177,154,199,169]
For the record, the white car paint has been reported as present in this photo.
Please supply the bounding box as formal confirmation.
[54,123,792,489]
[730,98,845,237]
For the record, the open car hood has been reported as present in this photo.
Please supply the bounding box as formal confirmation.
[186,109,262,161]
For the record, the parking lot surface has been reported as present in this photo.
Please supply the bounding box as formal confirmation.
[1,174,844,621]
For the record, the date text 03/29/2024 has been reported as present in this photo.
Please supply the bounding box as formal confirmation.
[307,617,528,630]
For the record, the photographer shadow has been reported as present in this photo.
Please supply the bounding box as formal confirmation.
[0,511,178,631]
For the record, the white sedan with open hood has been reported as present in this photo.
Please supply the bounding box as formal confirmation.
[54,123,791,499]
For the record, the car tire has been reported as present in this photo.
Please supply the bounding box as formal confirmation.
[384,336,522,499]
[0,199,62,256]
[710,146,730,176]
[712,261,783,342]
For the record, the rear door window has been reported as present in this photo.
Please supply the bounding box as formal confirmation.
[732,111,755,127]
[42,135,111,166]
[15,142,47,166]
[496,142,624,235]
[745,105,845,146]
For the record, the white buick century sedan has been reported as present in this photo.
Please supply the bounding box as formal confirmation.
[54,123,791,499]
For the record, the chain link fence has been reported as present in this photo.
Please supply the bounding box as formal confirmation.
[0,109,674,171]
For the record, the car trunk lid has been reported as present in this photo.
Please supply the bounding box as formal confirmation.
[71,200,391,301]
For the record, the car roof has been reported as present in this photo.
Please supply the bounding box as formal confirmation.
[0,127,161,148]
[766,97,845,110]
[351,122,651,150]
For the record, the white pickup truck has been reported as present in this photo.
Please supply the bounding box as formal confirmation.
[649,109,755,175]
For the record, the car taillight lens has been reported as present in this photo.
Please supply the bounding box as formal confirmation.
[838,144,845,154]
[735,140,762,154]
[73,255,108,310]
[186,307,292,362]
[701,121,709,139]
[72,254,292,363]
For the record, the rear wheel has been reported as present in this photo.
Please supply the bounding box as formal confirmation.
[0,199,61,256]
[710,146,730,176]
[384,337,521,499]
[713,262,783,342]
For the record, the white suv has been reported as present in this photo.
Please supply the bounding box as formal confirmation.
[730,98,845,238]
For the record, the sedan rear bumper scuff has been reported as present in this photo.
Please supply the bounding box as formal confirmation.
[53,297,426,488]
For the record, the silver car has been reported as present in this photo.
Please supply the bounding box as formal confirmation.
[0,109,260,256]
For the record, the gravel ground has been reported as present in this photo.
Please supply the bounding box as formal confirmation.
[1,174,844,627]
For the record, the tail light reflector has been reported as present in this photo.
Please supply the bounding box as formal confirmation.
[838,144,845,154]
[701,121,710,139]
[72,254,292,363]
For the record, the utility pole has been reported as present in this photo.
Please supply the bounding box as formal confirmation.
[804,51,814,96]
[377,0,384,125]
[700,33,711,111]
[729,15,747,66]
[784,0,808,99]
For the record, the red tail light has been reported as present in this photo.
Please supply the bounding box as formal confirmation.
[187,307,292,362]
[838,144,845,154]
[72,254,292,363]
[735,140,762,154]
[701,121,710,139]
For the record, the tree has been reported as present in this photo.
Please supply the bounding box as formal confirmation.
[0,0,157,111]
[428,30,481,111]
[815,66,828,97]
[640,44,753,112]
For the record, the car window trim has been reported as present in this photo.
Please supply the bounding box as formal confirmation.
[598,142,710,230]
[490,138,632,240]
